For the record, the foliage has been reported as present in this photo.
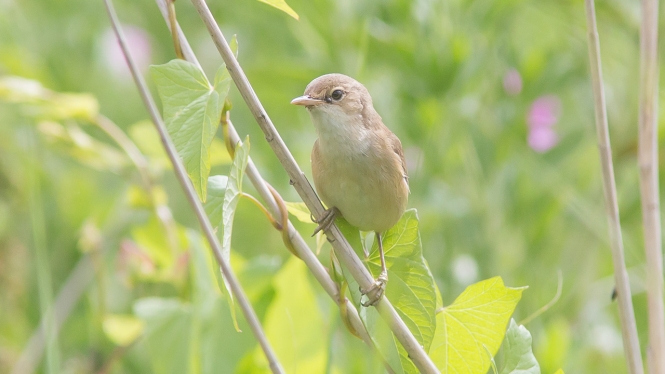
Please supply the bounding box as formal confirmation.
[0,0,657,373]
[151,60,232,201]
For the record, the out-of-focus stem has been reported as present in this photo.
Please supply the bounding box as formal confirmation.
[637,0,664,371]
[102,0,285,372]
[583,1,644,373]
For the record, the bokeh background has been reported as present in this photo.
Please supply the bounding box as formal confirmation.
[1,0,663,372]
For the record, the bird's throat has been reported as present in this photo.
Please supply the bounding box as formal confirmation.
[310,109,369,157]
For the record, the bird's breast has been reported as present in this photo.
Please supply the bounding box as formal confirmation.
[311,128,408,233]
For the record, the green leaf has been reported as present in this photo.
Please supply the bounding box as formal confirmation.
[204,175,229,226]
[150,60,231,201]
[38,121,128,173]
[256,0,299,20]
[130,215,176,269]
[337,218,402,372]
[335,210,435,373]
[133,298,192,374]
[429,277,525,373]
[250,257,328,372]
[221,136,249,265]
[204,137,249,332]
[365,209,437,351]
[187,229,240,332]
[285,201,313,224]
[230,34,239,58]
[499,319,540,374]
[102,314,144,346]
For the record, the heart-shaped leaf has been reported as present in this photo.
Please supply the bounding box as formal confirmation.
[150,60,231,201]
[429,277,525,373]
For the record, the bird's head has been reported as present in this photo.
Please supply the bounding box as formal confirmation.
[291,74,373,121]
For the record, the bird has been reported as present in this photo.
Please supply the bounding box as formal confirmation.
[291,73,409,306]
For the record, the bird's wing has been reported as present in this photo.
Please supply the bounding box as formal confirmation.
[390,133,409,191]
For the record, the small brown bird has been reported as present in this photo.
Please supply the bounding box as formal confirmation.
[291,74,409,306]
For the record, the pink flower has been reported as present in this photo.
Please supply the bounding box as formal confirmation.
[99,25,152,80]
[503,69,523,96]
[527,95,561,153]
[528,127,559,153]
[528,96,560,129]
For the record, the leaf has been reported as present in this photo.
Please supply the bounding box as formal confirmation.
[499,319,540,374]
[221,136,249,266]
[429,277,525,373]
[102,314,145,346]
[187,229,240,332]
[0,75,49,102]
[203,137,249,332]
[365,210,437,351]
[337,218,403,372]
[230,34,239,58]
[133,298,192,374]
[38,121,128,172]
[150,60,231,201]
[131,215,175,268]
[0,76,99,120]
[204,175,229,226]
[335,210,435,373]
[285,201,313,224]
[552,370,564,374]
[256,0,299,20]
[251,257,328,372]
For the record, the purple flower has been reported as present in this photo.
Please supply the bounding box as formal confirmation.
[527,95,561,152]
[99,25,152,80]
[503,69,523,96]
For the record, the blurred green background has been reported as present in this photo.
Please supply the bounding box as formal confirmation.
[1,0,663,372]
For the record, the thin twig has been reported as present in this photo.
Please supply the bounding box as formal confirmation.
[188,1,439,372]
[153,0,380,359]
[638,0,664,371]
[101,1,285,373]
[583,1,644,373]
[519,270,562,326]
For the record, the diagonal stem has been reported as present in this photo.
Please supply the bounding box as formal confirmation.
[101,1,285,372]
[153,0,380,360]
[583,1,644,373]
[188,0,439,372]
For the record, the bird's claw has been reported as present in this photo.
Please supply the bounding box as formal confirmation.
[360,272,388,307]
[311,207,338,236]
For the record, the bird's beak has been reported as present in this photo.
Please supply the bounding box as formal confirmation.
[291,95,324,106]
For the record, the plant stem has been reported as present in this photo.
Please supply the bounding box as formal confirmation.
[101,1,285,372]
[583,1,644,373]
[638,0,664,371]
[153,0,380,359]
[188,0,439,372]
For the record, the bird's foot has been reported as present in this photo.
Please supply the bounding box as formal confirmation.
[360,271,388,307]
[311,207,339,236]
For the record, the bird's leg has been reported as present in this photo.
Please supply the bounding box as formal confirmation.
[311,207,339,236]
[361,232,388,307]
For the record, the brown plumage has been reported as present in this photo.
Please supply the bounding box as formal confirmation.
[292,73,409,306]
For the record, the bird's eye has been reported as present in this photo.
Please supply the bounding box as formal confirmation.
[331,89,344,101]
